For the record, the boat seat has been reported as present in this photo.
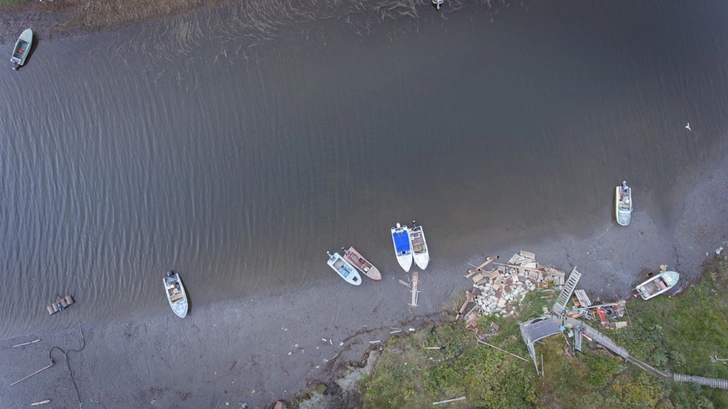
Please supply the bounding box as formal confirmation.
[657,280,667,290]
[171,293,184,302]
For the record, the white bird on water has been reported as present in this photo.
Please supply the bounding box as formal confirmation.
[685,122,691,131]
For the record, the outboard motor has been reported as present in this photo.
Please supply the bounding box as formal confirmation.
[433,0,444,10]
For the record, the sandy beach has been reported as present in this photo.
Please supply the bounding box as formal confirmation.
[2,152,726,408]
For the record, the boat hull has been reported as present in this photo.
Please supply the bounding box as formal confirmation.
[410,224,430,270]
[634,270,679,300]
[391,224,413,272]
[11,29,32,70]
[615,184,633,226]
[327,252,362,285]
[343,247,381,280]
[163,272,189,318]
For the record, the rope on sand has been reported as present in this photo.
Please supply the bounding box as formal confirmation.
[48,324,86,409]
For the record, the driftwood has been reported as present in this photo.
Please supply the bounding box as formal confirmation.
[476,340,529,362]
[13,339,40,348]
[433,396,466,405]
[465,256,499,278]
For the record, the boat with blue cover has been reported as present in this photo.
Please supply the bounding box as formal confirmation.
[391,223,413,272]
[409,221,430,270]
[326,251,362,285]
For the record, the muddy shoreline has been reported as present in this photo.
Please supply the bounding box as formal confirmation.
[2,151,727,408]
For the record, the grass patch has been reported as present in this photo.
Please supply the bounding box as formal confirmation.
[360,256,728,408]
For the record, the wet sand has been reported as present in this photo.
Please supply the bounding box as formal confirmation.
[2,151,727,408]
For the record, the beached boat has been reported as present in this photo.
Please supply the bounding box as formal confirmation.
[615,181,632,226]
[343,246,381,280]
[163,271,189,318]
[326,251,362,285]
[633,270,679,300]
[409,221,430,270]
[391,223,413,272]
[11,29,32,70]
[46,295,75,315]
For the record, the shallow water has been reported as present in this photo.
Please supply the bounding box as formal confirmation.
[1,0,727,337]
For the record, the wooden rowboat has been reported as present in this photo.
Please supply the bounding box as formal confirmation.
[47,295,74,315]
[343,246,381,280]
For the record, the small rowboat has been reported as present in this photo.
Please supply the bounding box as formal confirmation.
[11,29,33,70]
[409,221,430,270]
[633,270,679,300]
[615,181,632,226]
[326,251,362,285]
[46,295,74,315]
[164,271,189,318]
[343,246,381,280]
[391,223,413,272]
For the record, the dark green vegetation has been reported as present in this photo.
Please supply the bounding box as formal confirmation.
[360,256,728,408]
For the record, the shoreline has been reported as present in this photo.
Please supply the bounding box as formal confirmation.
[2,152,727,408]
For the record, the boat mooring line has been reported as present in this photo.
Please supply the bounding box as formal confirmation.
[13,324,87,409]
[48,323,86,408]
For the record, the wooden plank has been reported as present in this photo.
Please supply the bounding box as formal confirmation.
[465,256,499,277]
[519,250,536,259]
[493,262,543,273]
[574,289,592,307]
[410,271,419,307]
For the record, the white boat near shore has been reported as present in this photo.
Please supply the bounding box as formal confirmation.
[633,270,679,300]
[409,221,430,270]
[326,251,362,285]
[391,223,413,272]
[163,271,189,318]
[343,246,381,280]
[615,181,632,226]
[11,29,32,70]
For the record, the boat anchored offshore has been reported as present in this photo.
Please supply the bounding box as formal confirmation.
[409,221,430,270]
[391,223,413,272]
[615,181,632,226]
[343,246,382,280]
[327,251,362,285]
[11,29,32,70]
[633,270,679,300]
[164,271,189,318]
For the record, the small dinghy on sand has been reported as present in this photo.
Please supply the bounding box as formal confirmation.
[164,271,189,318]
[391,223,413,272]
[633,270,679,300]
[46,295,74,315]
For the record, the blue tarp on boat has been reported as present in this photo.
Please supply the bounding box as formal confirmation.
[393,230,411,253]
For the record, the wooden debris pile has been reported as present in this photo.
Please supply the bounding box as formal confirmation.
[465,251,566,319]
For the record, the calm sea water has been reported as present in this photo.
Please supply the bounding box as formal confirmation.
[1,0,727,337]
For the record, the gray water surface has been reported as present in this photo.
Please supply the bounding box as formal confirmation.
[1,0,727,337]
